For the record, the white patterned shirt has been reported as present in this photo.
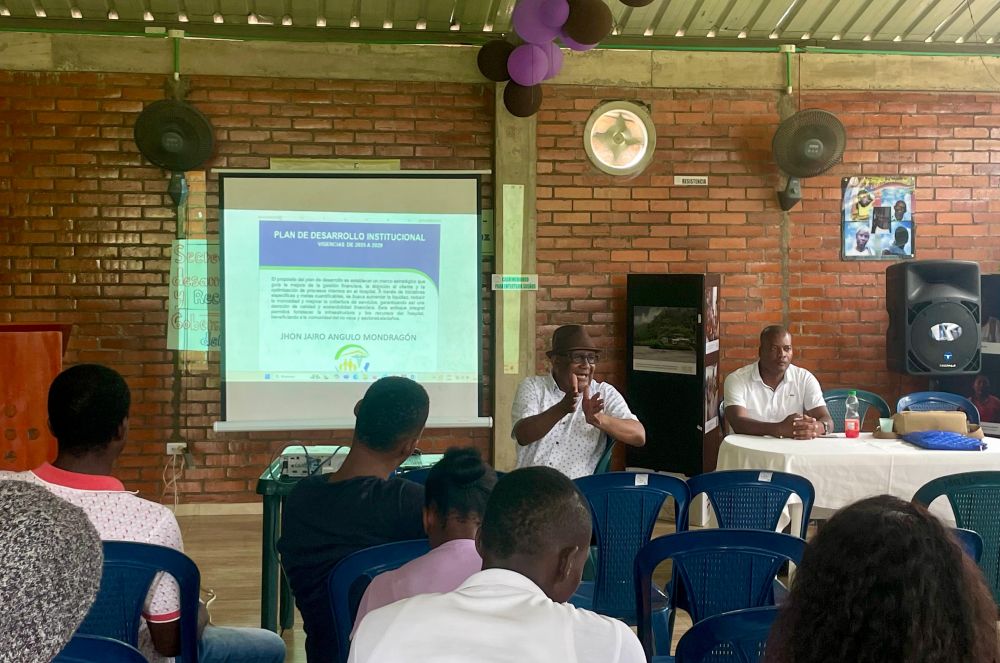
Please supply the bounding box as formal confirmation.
[511,374,637,479]
[0,463,183,662]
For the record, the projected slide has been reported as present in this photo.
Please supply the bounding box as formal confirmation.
[219,173,484,430]
[258,219,441,372]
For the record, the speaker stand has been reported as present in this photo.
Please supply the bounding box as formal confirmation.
[928,377,942,392]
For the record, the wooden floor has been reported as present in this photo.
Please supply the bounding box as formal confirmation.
[178,513,694,662]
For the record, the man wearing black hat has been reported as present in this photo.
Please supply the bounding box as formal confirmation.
[511,325,645,478]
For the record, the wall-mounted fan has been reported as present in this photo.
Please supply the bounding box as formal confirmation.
[772,109,846,211]
[134,99,215,206]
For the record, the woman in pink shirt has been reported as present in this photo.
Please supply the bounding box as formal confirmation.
[352,447,498,635]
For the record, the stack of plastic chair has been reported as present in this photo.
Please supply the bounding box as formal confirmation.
[327,539,430,662]
[635,529,805,661]
[674,606,780,663]
[572,472,690,655]
[913,472,1000,604]
[823,389,891,432]
[76,541,200,663]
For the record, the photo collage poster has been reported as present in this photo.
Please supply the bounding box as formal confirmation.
[841,176,915,261]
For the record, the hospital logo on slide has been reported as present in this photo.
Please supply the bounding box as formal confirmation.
[335,344,370,374]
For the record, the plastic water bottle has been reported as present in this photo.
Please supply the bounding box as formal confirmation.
[844,390,860,438]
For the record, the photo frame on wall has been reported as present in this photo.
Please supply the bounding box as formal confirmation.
[841,176,915,261]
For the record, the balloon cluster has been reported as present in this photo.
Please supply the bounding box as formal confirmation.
[477,0,613,117]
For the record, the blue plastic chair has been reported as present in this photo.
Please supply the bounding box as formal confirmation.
[687,470,815,540]
[397,467,432,484]
[913,471,1000,604]
[674,606,780,663]
[76,541,200,663]
[635,529,805,660]
[954,527,984,563]
[897,391,980,424]
[572,472,690,653]
[54,635,147,663]
[327,539,430,662]
[823,389,891,433]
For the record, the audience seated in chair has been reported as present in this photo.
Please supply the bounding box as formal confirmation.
[764,495,1000,663]
[0,364,286,663]
[352,446,497,635]
[0,480,103,661]
[348,466,645,663]
[279,376,430,663]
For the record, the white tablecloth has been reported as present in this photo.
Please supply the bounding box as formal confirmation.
[717,432,1000,523]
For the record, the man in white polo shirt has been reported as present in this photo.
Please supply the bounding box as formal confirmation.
[724,325,833,439]
[511,325,645,479]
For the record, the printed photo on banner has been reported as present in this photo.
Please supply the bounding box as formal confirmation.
[704,363,719,433]
[631,306,697,375]
[982,275,1000,356]
[704,285,719,355]
[841,176,915,261]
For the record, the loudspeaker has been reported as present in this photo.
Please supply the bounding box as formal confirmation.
[886,260,981,375]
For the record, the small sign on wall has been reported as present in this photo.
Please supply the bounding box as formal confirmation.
[492,274,538,291]
[674,175,709,186]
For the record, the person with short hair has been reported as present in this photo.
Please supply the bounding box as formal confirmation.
[764,495,1000,663]
[0,364,287,663]
[512,325,645,478]
[278,376,430,662]
[0,480,103,661]
[351,446,497,634]
[348,466,645,663]
[724,326,833,439]
[970,374,1000,423]
[883,226,911,257]
[846,227,875,256]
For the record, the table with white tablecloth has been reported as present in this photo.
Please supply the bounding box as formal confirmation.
[716,432,1000,527]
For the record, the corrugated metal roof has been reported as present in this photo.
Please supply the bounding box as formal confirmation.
[3,0,1000,51]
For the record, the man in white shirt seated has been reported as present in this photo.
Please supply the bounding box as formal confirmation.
[348,466,646,663]
[511,325,645,478]
[724,325,833,439]
[351,446,497,635]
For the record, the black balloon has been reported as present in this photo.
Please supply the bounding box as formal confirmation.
[477,40,516,82]
[564,0,613,45]
[619,0,654,6]
[503,82,543,117]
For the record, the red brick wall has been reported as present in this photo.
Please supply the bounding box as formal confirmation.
[0,71,494,502]
[5,71,1000,502]
[536,87,1000,413]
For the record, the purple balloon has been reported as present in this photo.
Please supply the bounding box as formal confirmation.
[559,28,598,51]
[539,0,570,28]
[542,41,564,80]
[512,0,561,44]
[507,43,550,87]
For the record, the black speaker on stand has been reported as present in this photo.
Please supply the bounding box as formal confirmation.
[886,260,981,384]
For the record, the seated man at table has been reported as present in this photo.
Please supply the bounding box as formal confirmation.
[512,324,645,478]
[348,466,645,663]
[724,325,833,439]
[351,446,497,635]
[278,376,430,663]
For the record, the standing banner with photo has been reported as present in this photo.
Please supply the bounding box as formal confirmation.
[841,176,915,260]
